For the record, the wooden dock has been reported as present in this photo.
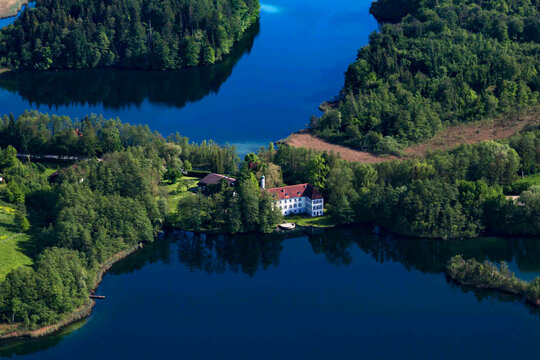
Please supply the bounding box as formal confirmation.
[89,295,106,300]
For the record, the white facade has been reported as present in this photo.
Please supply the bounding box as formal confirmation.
[275,197,324,217]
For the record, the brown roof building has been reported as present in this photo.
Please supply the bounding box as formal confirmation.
[197,173,236,189]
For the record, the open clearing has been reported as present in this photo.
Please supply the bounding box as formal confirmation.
[163,176,200,212]
[403,108,540,156]
[0,0,27,19]
[283,108,540,163]
[282,132,396,163]
[0,205,32,281]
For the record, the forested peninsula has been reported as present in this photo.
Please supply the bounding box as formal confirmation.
[0,111,284,337]
[311,0,539,154]
[0,0,259,70]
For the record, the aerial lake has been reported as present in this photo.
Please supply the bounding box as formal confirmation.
[2,1,540,359]
[0,0,377,154]
[3,226,540,359]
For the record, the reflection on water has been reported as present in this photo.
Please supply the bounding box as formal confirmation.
[3,225,540,358]
[0,318,88,358]
[114,226,540,280]
[0,21,260,111]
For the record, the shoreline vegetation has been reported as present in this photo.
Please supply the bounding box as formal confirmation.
[446,255,540,309]
[0,111,286,340]
[0,0,27,20]
[0,243,142,339]
[1,100,539,340]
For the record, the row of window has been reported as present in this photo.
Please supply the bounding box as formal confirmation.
[280,198,303,204]
[280,203,304,210]
[313,205,323,210]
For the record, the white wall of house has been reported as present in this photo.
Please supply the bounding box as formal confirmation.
[274,197,324,217]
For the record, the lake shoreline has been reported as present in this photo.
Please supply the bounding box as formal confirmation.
[446,274,540,308]
[445,256,540,311]
[0,243,144,340]
[0,0,28,20]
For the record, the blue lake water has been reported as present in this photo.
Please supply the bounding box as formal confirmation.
[3,227,540,359]
[0,0,377,154]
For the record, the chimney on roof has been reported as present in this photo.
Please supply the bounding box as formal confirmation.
[261,175,265,189]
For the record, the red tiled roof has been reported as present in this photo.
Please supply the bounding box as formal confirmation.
[264,183,323,200]
[198,173,236,186]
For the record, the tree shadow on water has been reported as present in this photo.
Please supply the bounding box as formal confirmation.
[0,21,260,111]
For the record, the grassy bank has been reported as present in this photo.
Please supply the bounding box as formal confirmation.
[286,212,337,228]
[0,243,144,339]
[0,205,32,281]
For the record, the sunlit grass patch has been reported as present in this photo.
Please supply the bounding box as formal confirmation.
[286,212,337,228]
[0,207,33,281]
[162,176,200,213]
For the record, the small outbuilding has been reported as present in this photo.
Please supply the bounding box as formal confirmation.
[197,173,236,192]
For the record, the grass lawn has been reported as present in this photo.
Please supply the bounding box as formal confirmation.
[507,172,540,194]
[0,205,33,281]
[43,167,59,177]
[163,176,200,212]
[521,172,540,185]
[286,212,337,228]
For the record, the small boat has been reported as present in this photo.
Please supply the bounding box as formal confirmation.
[279,222,296,230]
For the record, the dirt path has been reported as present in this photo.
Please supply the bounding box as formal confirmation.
[0,0,27,19]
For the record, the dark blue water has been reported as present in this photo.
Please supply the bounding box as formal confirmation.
[0,0,377,153]
[3,227,540,359]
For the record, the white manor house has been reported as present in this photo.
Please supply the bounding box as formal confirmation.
[262,176,324,217]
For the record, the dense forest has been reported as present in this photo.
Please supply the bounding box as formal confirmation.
[0,0,259,70]
[0,111,239,173]
[311,0,540,154]
[0,145,162,327]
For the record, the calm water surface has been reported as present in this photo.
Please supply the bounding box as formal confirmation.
[2,226,540,359]
[0,0,377,153]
